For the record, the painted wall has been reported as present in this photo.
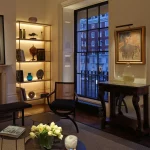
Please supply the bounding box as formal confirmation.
[0,0,16,103]
[109,0,150,120]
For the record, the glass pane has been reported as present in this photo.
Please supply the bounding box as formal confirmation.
[77,53,86,73]
[87,53,98,72]
[77,10,87,31]
[99,28,109,51]
[100,5,108,28]
[77,32,87,52]
[88,30,99,52]
[98,52,108,81]
[88,7,99,30]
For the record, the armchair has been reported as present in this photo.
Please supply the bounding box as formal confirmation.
[47,82,79,133]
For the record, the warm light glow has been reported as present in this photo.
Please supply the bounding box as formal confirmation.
[16,23,43,30]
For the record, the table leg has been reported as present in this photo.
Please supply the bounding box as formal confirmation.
[118,93,124,115]
[132,95,142,135]
[98,87,106,118]
[16,140,17,150]
[13,112,16,125]
[22,109,24,126]
[143,94,149,129]
[110,92,116,118]
[1,138,3,150]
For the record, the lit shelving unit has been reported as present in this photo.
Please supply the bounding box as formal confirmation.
[16,20,51,102]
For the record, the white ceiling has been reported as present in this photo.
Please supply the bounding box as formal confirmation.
[65,0,107,10]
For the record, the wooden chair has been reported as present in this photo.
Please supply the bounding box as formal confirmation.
[47,82,79,133]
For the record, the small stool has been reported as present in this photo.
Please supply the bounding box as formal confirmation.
[0,126,31,150]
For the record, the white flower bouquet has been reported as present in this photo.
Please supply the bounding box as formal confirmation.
[29,122,63,149]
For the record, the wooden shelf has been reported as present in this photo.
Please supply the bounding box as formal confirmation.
[17,79,51,83]
[16,38,51,42]
[16,61,51,63]
[16,20,51,27]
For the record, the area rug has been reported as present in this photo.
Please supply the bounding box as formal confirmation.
[0,113,149,150]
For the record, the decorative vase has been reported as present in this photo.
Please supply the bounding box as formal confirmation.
[29,45,38,61]
[122,63,134,84]
[38,135,54,150]
[27,73,33,81]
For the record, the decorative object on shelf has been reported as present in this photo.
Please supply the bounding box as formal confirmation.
[19,29,22,39]
[36,69,44,79]
[28,17,37,23]
[29,45,38,61]
[41,31,43,39]
[16,70,24,82]
[28,91,35,99]
[23,29,26,39]
[0,15,5,64]
[65,135,78,150]
[115,26,146,64]
[37,48,45,61]
[40,92,49,98]
[16,49,25,61]
[27,73,33,81]
[122,62,135,84]
[29,122,63,150]
[29,33,38,40]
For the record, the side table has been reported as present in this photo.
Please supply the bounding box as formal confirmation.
[30,112,60,125]
[0,126,30,150]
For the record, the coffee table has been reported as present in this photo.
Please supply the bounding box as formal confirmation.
[25,138,86,150]
[0,126,31,150]
[30,112,60,125]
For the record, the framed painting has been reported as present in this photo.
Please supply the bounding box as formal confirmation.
[0,15,5,64]
[115,26,146,64]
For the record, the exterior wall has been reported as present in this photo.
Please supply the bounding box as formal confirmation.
[0,0,16,103]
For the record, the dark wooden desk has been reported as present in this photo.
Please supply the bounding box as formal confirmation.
[98,81,149,135]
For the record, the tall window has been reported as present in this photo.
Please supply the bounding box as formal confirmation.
[75,2,109,101]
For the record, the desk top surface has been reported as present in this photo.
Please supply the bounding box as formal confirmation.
[99,81,149,88]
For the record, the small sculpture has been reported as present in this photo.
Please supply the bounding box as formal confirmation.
[65,135,78,150]
[29,33,38,39]
[28,17,37,23]
[29,45,38,61]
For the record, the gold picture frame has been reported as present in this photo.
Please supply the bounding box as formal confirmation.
[115,26,146,64]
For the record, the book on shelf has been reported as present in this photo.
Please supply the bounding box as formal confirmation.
[16,87,27,101]
[0,125,26,138]
[16,49,25,62]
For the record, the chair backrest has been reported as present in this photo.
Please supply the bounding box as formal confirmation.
[55,82,75,100]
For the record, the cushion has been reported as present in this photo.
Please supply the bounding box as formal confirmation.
[50,100,75,110]
[0,102,32,113]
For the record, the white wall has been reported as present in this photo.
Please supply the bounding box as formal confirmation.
[109,0,150,120]
[63,8,74,82]
[0,0,16,103]
[109,0,150,82]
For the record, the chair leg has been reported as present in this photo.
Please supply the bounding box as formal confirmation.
[67,115,79,133]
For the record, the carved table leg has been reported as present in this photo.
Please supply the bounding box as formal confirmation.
[143,94,149,129]
[98,87,106,128]
[118,93,124,115]
[110,92,116,118]
[132,95,142,136]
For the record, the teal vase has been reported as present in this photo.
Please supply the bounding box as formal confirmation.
[38,135,54,150]
[27,73,33,81]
